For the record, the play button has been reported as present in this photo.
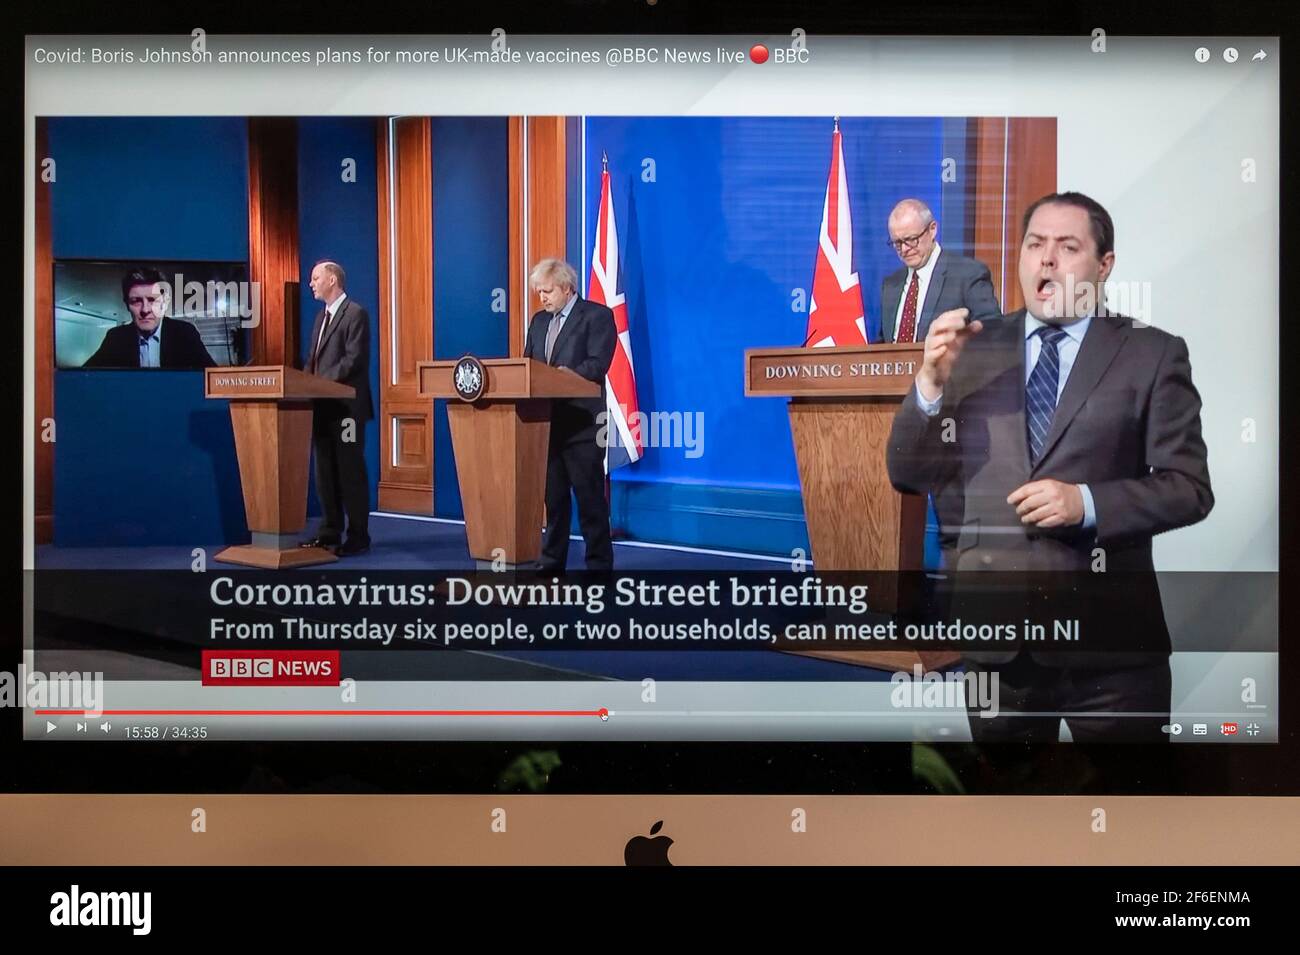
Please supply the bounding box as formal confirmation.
[45,721,56,734]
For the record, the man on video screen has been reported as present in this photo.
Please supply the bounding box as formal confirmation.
[82,267,216,369]
[887,192,1214,743]
[879,198,1002,343]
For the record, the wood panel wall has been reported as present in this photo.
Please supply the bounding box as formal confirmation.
[970,117,1058,314]
[34,119,53,544]
[507,116,569,356]
[376,117,435,514]
[247,118,300,365]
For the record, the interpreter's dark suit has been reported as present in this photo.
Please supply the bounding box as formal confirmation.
[879,250,1002,343]
[82,317,216,369]
[887,310,1214,741]
[523,296,617,570]
[306,297,373,545]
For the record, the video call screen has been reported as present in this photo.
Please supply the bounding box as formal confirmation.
[22,33,1279,750]
[54,258,249,368]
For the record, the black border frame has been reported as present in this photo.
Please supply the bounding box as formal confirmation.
[6,0,1298,797]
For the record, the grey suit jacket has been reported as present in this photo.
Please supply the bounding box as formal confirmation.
[879,250,1002,343]
[306,298,374,422]
[887,310,1214,665]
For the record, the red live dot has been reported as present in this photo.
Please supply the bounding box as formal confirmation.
[749,45,769,64]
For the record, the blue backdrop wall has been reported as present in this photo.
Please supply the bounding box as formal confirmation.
[48,117,250,262]
[297,117,382,520]
[50,117,250,547]
[430,117,510,519]
[580,117,963,560]
[51,116,383,547]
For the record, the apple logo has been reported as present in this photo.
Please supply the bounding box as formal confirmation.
[624,820,673,866]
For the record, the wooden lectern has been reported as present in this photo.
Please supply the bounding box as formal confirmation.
[417,357,600,566]
[205,365,355,569]
[744,342,958,670]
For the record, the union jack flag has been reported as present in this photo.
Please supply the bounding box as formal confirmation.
[804,119,867,347]
[589,156,643,471]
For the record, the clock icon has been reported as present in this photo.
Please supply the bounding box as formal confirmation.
[1224,47,1239,63]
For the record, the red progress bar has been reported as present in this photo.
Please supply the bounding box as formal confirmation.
[36,708,610,718]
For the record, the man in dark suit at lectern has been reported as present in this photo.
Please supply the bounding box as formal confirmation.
[300,260,373,557]
[522,258,617,572]
[887,192,1213,742]
[879,199,1001,344]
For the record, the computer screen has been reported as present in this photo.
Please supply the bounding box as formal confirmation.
[22,33,1279,757]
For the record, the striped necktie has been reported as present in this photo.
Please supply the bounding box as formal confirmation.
[1025,326,1069,462]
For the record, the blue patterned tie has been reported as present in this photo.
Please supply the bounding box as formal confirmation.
[1026,326,1069,462]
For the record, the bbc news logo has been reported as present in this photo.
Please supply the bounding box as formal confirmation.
[201,650,339,686]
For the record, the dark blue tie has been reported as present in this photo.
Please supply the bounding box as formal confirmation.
[1026,326,1069,462]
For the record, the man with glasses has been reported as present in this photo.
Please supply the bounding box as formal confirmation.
[879,198,1001,344]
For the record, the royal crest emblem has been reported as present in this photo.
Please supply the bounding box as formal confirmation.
[453,355,486,402]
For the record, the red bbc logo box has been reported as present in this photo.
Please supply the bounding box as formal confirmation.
[202,650,340,686]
